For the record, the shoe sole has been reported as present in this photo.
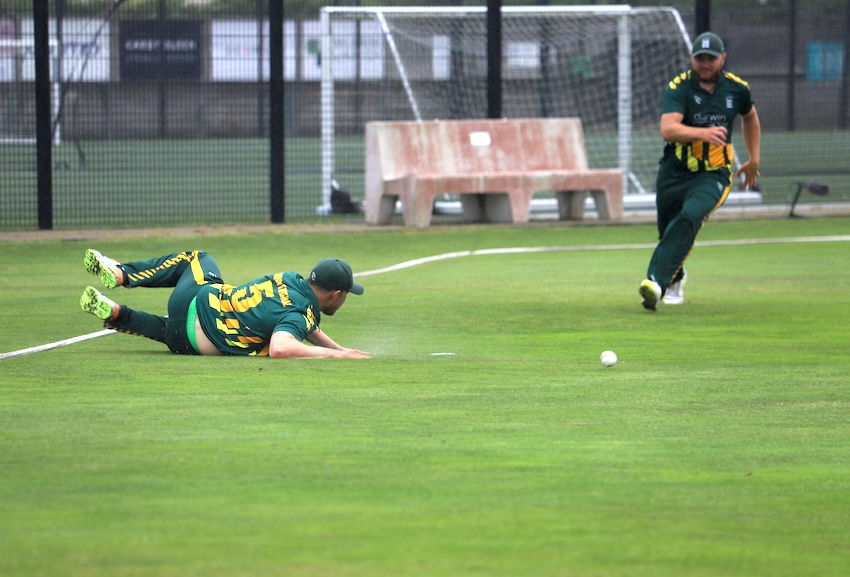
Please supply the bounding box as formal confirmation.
[639,280,659,311]
[84,249,118,289]
[80,286,115,320]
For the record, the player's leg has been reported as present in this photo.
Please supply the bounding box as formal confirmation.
[80,286,167,343]
[85,250,219,290]
[651,172,700,306]
[648,173,730,291]
[654,169,685,243]
[640,169,686,310]
[653,181,689,302]
[161,250,222,322]
[82,250,223,350]
[121,252,199,288]
[163,251,224,355]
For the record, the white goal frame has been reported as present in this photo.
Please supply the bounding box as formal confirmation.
[318,5,692,213]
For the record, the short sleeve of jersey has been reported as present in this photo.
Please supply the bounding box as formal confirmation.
[735,80,755,116]
[661,73,690,115]
[272,271,320,341]
[273,308,314,341]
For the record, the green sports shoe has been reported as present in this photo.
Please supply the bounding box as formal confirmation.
[80,286,119,321]
[84,249,124,289]
[639,278,662,311]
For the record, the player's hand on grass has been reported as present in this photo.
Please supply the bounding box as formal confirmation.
[339,347,372,359]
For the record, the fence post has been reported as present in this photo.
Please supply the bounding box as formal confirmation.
[840,1,850,129]
[487,0,502,119]
[270,0,285,223]
[34,0,53,230]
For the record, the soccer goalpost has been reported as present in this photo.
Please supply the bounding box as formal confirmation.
[318,5,695,214]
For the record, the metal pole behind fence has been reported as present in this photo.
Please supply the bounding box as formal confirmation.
[487,0,502,119]
[34,0,53,230]
[270,0,285,223]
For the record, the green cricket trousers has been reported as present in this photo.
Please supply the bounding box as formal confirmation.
[647,166,732,292]
[105,251,223,355]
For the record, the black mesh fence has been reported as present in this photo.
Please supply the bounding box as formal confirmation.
[2,1,280,230]
[2,0,849,231]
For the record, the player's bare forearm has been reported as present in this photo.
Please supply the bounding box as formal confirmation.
[306,327,341,349]
[307,328,372,358]
[736,107,761,189]
[660,112,728,146]
[267,329,370,359]
[741,107,761,166]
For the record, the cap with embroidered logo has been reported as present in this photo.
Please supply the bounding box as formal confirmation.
[691,32,724,57]
[310,258,364,295]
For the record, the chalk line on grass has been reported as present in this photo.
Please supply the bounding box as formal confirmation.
[0,329,116,360]
[4,234,848,359]
[355,234,850,279]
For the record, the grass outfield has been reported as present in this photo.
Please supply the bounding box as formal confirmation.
[2,217,849,576]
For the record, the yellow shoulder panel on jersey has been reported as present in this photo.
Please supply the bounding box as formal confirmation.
[668,70,691,90]
[724,71,750,88]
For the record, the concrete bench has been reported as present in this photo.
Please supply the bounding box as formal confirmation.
[365,118,624,228]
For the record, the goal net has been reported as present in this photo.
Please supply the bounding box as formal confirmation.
[319,5,692,211]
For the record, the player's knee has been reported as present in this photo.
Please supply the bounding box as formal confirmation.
[680,209,704,225]
[680,201,712,224]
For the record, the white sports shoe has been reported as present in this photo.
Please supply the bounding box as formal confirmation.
[663,270,687,305]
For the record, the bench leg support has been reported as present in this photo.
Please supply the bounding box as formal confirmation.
[366,194,399,225]
[556,190,587,220]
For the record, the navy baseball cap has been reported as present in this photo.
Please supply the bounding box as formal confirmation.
[310,258,364,295]
[692,32,725,57]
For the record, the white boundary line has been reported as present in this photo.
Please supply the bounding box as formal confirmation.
[355,235,850,277]
[0,329,116,360]
[3,235,848,360]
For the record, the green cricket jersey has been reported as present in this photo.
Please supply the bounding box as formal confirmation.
[660,69,754,174]
[195,271,320,356]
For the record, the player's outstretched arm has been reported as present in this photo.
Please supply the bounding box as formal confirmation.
[269,330,370,359]
[736,106,761,190]
[306,327,372,358]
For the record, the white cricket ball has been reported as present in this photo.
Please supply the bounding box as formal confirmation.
[600,350,618,367]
